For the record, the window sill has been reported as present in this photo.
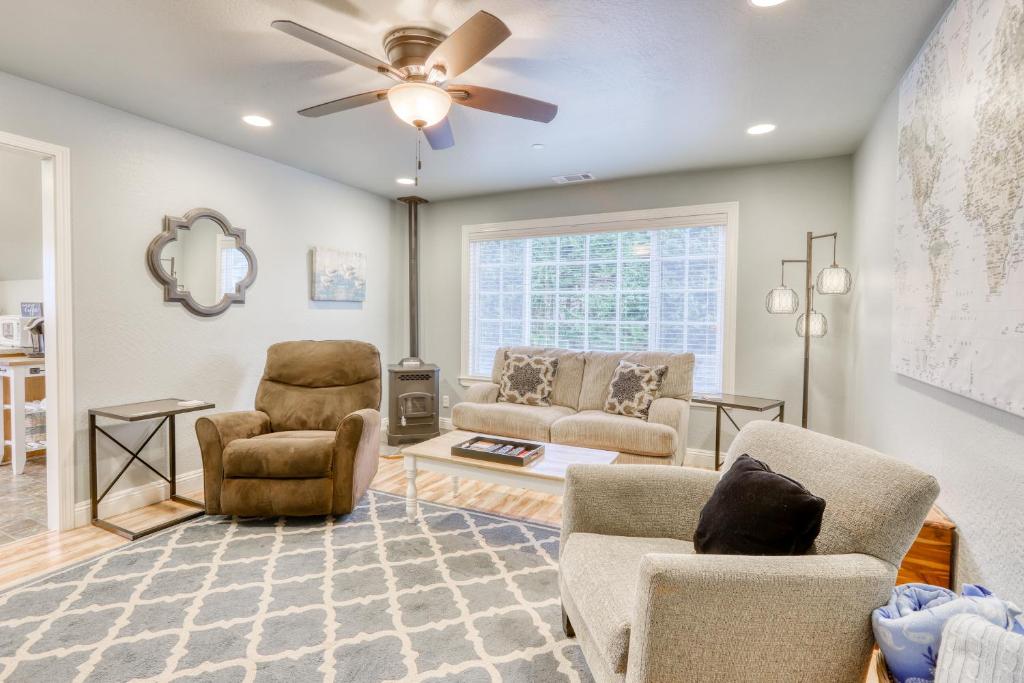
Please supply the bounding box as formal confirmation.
[458,375,491,387]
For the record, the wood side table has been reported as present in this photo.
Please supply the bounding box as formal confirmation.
[89,398,214,540]
[897,505,957,588]
[692,393,785,470]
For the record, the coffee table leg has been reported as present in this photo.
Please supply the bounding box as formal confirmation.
[404,454,418,521]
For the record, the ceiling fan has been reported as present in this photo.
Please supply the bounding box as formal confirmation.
[272,11,558,150]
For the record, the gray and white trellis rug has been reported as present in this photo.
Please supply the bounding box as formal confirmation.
[0,490,593,682]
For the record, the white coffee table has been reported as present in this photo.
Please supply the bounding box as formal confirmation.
[401,430,619,520]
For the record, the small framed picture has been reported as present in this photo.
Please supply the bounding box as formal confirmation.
[310,247,367,302]
[21,302,43,317]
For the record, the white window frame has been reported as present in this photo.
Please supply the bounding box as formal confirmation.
[460,202,739,392]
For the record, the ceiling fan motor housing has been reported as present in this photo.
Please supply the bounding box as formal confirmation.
[383,27,446,77]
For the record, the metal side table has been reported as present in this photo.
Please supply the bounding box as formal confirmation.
[692,393,785,470]
[89,398,214,540]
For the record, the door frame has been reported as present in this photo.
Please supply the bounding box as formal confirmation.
[0,130,75,531]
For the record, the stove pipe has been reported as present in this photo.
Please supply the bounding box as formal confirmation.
[398,196,428,362]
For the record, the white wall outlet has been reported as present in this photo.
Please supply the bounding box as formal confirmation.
[442,395,450,408]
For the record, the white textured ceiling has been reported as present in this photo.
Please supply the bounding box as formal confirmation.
[0,147,42,281]
[0,0,948,200]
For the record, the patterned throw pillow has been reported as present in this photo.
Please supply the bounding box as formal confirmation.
[498,354,559,406]
[604,360,668,420]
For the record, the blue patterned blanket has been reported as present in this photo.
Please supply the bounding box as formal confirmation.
[872,583,1024,683]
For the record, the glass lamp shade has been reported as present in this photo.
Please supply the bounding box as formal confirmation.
[387,83,452,128]
[765,286,799,314]
[816,265,853,295]
[796,310,828,338]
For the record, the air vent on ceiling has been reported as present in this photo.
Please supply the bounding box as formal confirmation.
[552,172,596,184]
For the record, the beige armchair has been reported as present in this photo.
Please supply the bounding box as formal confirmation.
[559,421,940,682]
[196,340,381,517]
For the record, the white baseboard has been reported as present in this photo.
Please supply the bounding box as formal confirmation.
[685,448,717,470]
[73,469,205,528]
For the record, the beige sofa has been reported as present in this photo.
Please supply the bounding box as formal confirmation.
[452,346,694,465]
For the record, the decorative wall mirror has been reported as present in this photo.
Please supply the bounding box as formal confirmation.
[147,208,257,317]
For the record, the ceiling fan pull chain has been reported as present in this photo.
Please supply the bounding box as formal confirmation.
[415,132,422,186]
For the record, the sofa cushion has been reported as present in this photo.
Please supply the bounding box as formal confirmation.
[451,402,574,442]
[604,360,668,420]
[223,430,335,479]
[579,351,694,411]
[560,532,695,674]
[551,410,677,457]
[491,346,585,410]
[497,353,559,406]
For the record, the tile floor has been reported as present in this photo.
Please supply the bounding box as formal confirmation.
[0,456,48,545]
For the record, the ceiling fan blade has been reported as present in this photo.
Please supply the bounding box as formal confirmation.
[450,85,557,123]
[423,117,455,150]
[272,20,404,81]
[298,90,388,117]
[425,11,511,81]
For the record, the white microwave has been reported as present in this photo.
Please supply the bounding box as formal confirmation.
[0,316,32,347]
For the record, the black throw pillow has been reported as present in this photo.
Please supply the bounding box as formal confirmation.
[693,454,826,555]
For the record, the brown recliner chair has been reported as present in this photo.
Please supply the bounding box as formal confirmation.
[196,340,381,517]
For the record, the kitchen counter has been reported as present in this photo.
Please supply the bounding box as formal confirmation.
[0,356,44,367]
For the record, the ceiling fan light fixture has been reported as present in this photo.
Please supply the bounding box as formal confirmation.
[387,82,452,128]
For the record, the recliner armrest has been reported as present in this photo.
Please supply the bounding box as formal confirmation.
[332,408,381,514]
[561,464,719,548]
[195,410,271,515]
[464,381,500,403]
[626,552,894,683]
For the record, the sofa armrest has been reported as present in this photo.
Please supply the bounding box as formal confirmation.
[332,408,381,514]
[626,553,894,683]
[195,410,271,515]
[465,381,500,403]
[648,397,691,465]
[561,464,719,548]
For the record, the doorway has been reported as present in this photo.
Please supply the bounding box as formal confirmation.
[0,130,73,536]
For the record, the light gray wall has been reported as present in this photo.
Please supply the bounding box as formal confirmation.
[0,70,401,503]
[849,89,1024,604]
[410,156,854,452]
[0,279,42,317]
[0,146,42,282]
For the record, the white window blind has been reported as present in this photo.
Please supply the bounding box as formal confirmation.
[218,239,248,298]
[467,223,729,394]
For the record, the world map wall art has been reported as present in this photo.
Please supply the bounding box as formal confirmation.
[893,0,1024,416]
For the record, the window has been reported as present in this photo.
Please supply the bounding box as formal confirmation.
[217,236,248,298]
[462,204,737,394]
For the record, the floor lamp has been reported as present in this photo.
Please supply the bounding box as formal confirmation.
[765,232,852,428]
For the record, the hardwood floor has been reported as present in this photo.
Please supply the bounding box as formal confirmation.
[374,454,563,526]
[0,456,563,591]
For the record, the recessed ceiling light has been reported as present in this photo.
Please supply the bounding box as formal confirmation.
[750,0,788,6]
[242,115,273,127]
[746,123,777,135]
[396,177,416,185]
[531,143,545,150]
